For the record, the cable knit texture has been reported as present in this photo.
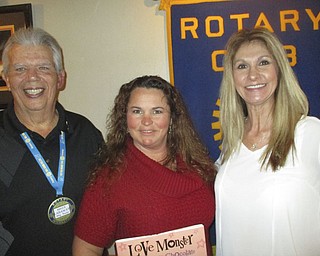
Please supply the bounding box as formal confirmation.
[75,139,215,255]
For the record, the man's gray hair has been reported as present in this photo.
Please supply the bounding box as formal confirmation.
[2,27,64,74]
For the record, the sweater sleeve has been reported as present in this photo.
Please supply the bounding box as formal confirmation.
[74,176,117,248]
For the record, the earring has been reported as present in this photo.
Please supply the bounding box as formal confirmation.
[168,119,173,134]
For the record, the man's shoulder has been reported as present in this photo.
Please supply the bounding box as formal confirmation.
[0,118,26,188]
[64,110,98,130]
[65,110,90,122]
[63,110,103,141]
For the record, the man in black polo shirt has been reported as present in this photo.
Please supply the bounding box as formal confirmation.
[0,28,104,256]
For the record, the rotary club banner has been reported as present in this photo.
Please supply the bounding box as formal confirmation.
[159,0,320,162]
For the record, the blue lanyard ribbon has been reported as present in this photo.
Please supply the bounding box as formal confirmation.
[20,131,66,196]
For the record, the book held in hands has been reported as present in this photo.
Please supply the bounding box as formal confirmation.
[115,224,207,256]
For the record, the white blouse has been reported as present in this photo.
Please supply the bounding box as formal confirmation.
[215,116,320,256]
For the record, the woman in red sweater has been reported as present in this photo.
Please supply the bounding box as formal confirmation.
[72,75,216,256]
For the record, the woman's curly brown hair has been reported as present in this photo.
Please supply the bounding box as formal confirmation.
[88,75,216,186]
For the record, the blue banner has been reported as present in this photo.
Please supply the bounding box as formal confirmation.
[162,0,320,161]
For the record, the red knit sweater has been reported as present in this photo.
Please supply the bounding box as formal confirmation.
[74,140,215,255]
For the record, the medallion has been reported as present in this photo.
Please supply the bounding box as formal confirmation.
[47,196,75,225]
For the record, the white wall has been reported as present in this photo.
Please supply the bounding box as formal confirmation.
[0,0,168,136]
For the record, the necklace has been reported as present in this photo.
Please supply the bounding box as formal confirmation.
[251,143,257,150]
[250,134,266,150]
[245,117,269,151]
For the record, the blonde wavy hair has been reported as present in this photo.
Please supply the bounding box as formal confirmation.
[219,27,308,170]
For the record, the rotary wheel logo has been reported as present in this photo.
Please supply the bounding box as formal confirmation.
[211,98,222,150]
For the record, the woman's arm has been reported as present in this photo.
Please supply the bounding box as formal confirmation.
[72,235,104,256]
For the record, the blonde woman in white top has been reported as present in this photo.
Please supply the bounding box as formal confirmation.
[215,27,320,256]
